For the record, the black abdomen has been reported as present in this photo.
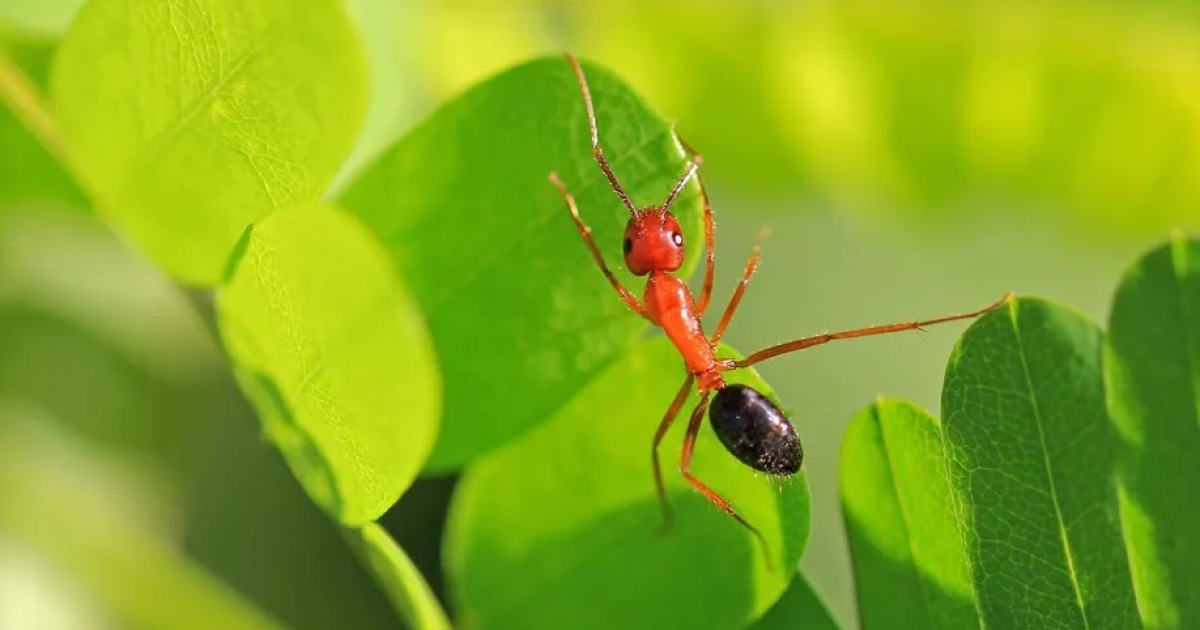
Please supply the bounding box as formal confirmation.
[709,385,802,475]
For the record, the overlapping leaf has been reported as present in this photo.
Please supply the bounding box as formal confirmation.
[217,204,440,525]
[51,0,368,284]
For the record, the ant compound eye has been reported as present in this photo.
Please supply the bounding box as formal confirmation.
[623,238,633,254]
[671,231,684,247]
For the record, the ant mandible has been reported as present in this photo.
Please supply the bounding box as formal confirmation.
[548,53,1012,564]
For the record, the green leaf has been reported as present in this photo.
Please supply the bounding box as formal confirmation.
[1105,235,1200,628]
[445,337,808,630]
[51,0,368,285]
[216,204,440,525]
[840,399,978,630]
[345,523,452,630]
[340,55,703,471]
[941,297,1140,629]
[747,572,842,630]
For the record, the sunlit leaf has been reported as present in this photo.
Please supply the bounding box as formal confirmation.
[445,338,808,630]
[1105,235,1200,629]
[217,204,440,525]
[941,297,1140,629]
[840,399,978,630]
[51,0,368,285]
[340,56,703,470]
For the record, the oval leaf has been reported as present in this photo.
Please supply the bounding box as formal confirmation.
[444,337,809,630]
[1105,235,1200,628]
[840,399,978,630]
[345,523,452,630]
[51,0,368,285]
[941,297,1139,629]
[339,55,703,470]
[216,204,440,525]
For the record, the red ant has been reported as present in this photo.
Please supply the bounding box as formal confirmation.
[548,53,1011,564]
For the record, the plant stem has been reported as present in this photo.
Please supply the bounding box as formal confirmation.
[0,50,93,200]
[0,52,63,162]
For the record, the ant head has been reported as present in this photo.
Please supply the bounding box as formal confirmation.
[622,208,685,276]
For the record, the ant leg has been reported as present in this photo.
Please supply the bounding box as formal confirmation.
[651,374,696,533]
[733,291,1014,368]
[549,173,651,321]
[711,229,768,345]
[564,53,637,215]
[679,393,774,570]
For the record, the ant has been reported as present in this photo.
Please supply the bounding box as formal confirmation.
[548,53,1011,565]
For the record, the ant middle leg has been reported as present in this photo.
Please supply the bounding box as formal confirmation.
[733,291,1015,368]
[549,173,651,321]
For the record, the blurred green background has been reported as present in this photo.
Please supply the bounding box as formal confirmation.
[2,0,1197,628]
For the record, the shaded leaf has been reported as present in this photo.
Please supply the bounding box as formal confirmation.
[445,337,808,630]
[340,55,703,470]
[840,399,978,630]
[941,297,1139,629]
[748,572,842,630]
[345,523,452,630]
[1105,234,1200,629]
[217,204,440,525]
[51,0,368,284]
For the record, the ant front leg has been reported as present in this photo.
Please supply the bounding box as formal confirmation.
[549,172,651,321]
[679,393,774,570]
[711,229,768,346]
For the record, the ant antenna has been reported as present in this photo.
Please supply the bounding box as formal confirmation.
[565,54,640,217]
[662,156,702,213]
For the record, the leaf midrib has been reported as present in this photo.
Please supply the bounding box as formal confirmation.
[149,41,264,153]
[1009,302,1092,630]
